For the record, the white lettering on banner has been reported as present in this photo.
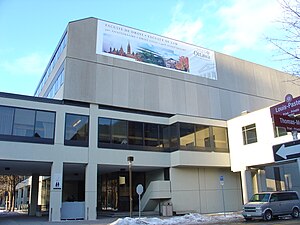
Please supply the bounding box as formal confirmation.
[96,20,218,80]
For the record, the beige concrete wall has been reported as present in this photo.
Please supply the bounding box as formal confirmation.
[170,167,242,214]
[61,18,300,121]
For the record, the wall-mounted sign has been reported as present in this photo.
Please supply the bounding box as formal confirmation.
[96,20,217,80]
[52,173,62,190]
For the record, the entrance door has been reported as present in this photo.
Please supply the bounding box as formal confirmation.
[101,176,118,211]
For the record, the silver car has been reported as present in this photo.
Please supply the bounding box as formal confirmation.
[242,191,300,221]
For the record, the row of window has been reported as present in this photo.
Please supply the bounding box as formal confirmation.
[98,118,229,152]
[0,106,55,144]
[45,64,65,98]
[34,32,67,97]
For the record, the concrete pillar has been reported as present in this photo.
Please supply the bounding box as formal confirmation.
[85,163,97,220]
[241,170,253,204]
[257,169,267,192]
[29,174,39,216]
[49,161,63,222]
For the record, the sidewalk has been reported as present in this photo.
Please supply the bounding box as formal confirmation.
[0,210,244,225]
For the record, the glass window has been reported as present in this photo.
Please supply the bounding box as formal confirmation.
[212,127,229,152]
[195,125,210,149]
[159,125,170,149]
[111,119,127,145]
[274,123,287,138]
[13,108,35,137]
[99,118,112,144]
[35,111,55,139]
[179,123,195,149]
[0,106,14,135]
[242,124,257,145]
[170,123,179,149]
[128,121,143,146]
[65,114,89,146]
[144,123,159,147]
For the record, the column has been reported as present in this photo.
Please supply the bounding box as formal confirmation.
[29,174,39,216]
[49,161,63,222]
[257,169,267,192]
[85,163,97,220]
[240,170,253,204]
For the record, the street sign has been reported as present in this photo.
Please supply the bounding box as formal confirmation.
[273,114,300,132]
[270,94,300,117]
[136,184,144,195]
[270,94,300,131]
[273,139,300,161]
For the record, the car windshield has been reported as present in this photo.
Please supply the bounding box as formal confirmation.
[249,193,270,202]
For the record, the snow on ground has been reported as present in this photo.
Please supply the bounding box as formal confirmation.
[110,212,244,225]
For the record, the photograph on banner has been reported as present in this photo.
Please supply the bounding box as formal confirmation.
[96,20,217,80]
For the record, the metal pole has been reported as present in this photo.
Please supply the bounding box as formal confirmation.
[138,194,141,218]
[129,162,132,218]
[221,185,226,216]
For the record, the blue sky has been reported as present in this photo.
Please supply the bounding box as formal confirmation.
[0,0,285,96]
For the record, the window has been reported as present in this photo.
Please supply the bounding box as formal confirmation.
[212,127,229,152]
[98,118,112,144]
[35,111,55,139]
[0,105,55,144]
[179,123,195,149]
[13,108,35,137]
[169,123,179,150]
[111,119,127,145]
[128,121,143,146]
[144,123,159,147]
[0,106,14,135]
[242,124,257,145]
[195,125,210,149]
[273,124,287,138]
[65,114,89,147]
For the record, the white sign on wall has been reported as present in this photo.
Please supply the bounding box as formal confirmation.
[96,20,218,80]
[52,173,62,190]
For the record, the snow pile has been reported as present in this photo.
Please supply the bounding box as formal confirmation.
[110,213,243,225]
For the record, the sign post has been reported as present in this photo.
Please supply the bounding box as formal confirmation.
[136,184,144,218]
[220,176,226,216]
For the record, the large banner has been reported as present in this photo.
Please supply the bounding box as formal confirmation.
[96,20,217,80]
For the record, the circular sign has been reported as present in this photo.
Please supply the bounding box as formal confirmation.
[285,94,293,103]
[136,184,144,195]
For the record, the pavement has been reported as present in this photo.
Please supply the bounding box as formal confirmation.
[0,210,245,225]
[0,211,118,225]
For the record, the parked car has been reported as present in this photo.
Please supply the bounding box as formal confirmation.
[242,191,300,221]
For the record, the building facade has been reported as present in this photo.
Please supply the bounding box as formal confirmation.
[1,17,300,221]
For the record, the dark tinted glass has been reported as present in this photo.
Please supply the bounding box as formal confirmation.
[99,118,111,143]
[128,121,143,146]
[144,123,159,147]
[159,125,170,149]
[0,106,14,135]
[13,108,35,137]
[35,111,55,139]
[170,123,179,149]
[112,119,127,145]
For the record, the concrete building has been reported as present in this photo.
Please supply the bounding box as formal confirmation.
[1,17,300,221]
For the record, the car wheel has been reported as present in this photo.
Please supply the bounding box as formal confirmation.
[291,208,299,218]
[264,210,272,221]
